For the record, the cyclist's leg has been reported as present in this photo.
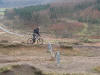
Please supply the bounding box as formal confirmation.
[35,34,38,38]
[32,34,36,43]
[33,38,36,43]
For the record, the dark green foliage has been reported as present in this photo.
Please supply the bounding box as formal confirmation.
[14,8,32,20]
[75,2,93,10]
[93,0,100,11]
[49,7,57,21]
[32,12,41,26]
[14,4,50,12]
[78,17,100,24]
[78,17,85,22]
[14,4,50,20]
[94,4,100,11]
[96,0,100,3]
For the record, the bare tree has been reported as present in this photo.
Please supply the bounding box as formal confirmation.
[49,7,57,23]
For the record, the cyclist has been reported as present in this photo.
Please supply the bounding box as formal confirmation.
[32,27,40,43]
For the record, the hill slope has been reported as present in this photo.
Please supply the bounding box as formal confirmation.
[2,0,100,38]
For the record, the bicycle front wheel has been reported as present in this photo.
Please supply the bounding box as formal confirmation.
[37,38,43,45]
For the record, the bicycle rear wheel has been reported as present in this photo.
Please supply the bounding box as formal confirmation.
[27,38,34,45]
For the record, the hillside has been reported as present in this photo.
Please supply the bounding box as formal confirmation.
[2,0,100,38]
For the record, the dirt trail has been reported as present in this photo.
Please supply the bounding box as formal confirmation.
[0,24,24,36]
[0,55,100,75]
[0,44,100,75]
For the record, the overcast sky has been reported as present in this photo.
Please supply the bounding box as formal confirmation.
[0,0,54,8]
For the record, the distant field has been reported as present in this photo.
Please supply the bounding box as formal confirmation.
[0,8,6,15]
[0,12,5,15]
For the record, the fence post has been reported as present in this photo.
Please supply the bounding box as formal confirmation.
[48,43,55,58]
[56,51,60,67]
[48,43,53,52]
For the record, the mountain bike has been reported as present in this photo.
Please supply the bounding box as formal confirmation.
[27,33,43,45]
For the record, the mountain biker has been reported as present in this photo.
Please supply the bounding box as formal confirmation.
[32,26,40,43]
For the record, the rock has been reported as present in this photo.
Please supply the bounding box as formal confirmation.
[0,64,44,75]
[0,40,9,43]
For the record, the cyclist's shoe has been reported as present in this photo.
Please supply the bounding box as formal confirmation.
[32,38,36,43]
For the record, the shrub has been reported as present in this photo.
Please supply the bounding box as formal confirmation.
[94,66,100,73]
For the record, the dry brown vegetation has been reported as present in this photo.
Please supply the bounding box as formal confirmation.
[0,0,100,75]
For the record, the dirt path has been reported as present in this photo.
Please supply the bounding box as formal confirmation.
[0,44,100,75]
[0,55,100,75]
[0,24,24,36]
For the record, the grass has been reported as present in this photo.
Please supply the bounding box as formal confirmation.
[0,66,93,75]
[60,47,99,57]
[44,72,91,75]
[0,12,5,15]
[94,66,100,73]
[0,64,25,73]
[80,38,94,43]
[89,39,100,42]
[79,37,100,43]
[0,65,94,75]
[79,23,88,35]
[0,66,92,75]
[0,8,6,15]
[0,65,12,73]
[0,43,24,48]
